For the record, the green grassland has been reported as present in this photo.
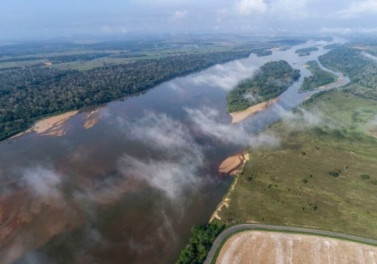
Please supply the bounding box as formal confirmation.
[300,61,337,92]
[216,90,377,239]
[226,60,300,112]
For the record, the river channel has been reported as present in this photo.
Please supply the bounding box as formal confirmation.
[0,38,348,264]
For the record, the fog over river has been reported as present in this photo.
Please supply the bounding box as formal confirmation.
[0,38,348,264]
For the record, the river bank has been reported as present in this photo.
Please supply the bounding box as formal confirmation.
[229,98,280,124]
[9,110,79,140]
[210,152,250,222]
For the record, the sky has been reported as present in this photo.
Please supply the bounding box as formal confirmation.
[2,0,377,40]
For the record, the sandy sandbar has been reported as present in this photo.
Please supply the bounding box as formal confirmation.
[210,153,250,222]
[216,231,377,264]
[8,111,78,141]
[218,154,244,176]
[83,109,101,129]
[230,98,279,124]
[32,111,78,136]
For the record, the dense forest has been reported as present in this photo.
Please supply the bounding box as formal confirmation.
[295,47,319,56]
[175,222,224,264]
[319,47,377,100]
[226,60,300,112]
[252,48,273,57]
[300,61,337,92]
[0,49,253,141]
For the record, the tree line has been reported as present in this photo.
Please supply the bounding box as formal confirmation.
[227,60,300,112]
[0,49,252,141]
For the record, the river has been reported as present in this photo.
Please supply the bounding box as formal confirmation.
[0,38,348,264]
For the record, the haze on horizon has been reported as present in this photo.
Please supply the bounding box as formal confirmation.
[2,0,377,41]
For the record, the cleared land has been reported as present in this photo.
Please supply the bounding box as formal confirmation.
[216,90,377,239]
[216,231,377,264]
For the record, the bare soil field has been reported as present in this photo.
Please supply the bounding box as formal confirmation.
[216,231,377,264]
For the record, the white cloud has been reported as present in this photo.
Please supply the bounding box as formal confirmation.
[170,10,188,22]
[320,27,353,35]
[269,0,309,19]
[185,107,280,148]
[119,155,202,201]
[320,26,377,35]
[190,61,256,91]
[236,0,268,15]
[337,0,377,18]
[100,25,128,34]
[117,112,205,202]
[20,166,62,198]
[128,112,200,153]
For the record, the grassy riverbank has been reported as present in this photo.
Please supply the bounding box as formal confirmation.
[215,90,377,239]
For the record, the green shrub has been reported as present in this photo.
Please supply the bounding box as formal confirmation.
[176,222,225,264]
[328,170,341,177]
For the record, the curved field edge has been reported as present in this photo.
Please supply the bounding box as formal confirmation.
[208,225,377,264]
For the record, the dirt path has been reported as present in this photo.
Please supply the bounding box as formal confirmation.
[204,224,377,264]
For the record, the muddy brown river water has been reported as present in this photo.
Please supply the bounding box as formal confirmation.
[0,38,348,264]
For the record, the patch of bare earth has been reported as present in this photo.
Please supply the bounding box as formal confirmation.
[230,98,279,124]
[216,231,377,264]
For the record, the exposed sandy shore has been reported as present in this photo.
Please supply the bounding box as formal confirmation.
[10,111,78,140]
[216,231,377,264]
[32,111,78,136]
[84,109,101,129]
[210,153,250,222]
[230,98,279,124]
[218,154,244,176]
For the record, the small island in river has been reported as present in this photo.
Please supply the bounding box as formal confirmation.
[226,60,299,122]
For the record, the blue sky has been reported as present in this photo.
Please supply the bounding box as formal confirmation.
[1,0,377,40]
